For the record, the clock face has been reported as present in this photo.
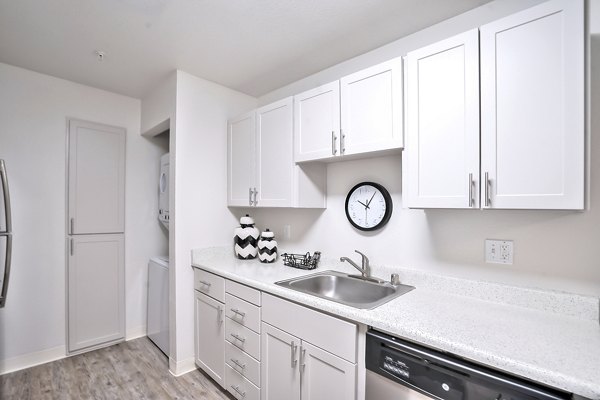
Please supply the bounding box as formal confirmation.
[345,182,392,231]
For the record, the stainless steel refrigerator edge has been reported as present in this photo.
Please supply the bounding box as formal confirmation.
[0,159,13,308]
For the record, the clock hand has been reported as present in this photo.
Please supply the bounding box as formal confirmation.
[366,191,377,208]
[357,200,368,209]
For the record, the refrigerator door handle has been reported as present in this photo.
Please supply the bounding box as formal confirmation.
[0,160,11,233]
[0,232,12,308]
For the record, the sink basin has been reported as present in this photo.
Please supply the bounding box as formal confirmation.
[275,270,414,309]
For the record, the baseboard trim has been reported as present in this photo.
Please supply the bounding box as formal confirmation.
[0,345,66,376]
[169,356,197,376]
[126,325,147,341]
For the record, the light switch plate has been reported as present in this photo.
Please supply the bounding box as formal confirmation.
[485,239,514,264]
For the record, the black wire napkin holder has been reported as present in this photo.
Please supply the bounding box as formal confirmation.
[281,251,321,270]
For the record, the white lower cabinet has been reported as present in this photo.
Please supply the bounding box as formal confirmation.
[194,290,225,386]
[261,294,357,400]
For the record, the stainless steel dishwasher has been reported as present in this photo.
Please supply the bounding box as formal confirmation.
[365,329,570,400]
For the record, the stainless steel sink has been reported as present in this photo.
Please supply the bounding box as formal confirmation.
[275,270,415,309]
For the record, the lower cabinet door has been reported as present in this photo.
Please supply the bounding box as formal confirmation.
[195,291,225,386]
[67,234,124,353]
[301,341,356,400]
[261,322,301,400]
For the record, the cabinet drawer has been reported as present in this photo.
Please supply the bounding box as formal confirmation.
[226,293,261,333]
[194,269,225,303]
[226,280,261,306]
[225,364,260,400]
[262,293,357,363]
[225,341,260,387]
[226,317,260,361]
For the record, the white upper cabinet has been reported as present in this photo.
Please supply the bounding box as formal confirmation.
[228,112,256,207]
[403,29,480,209]
[294,58,404,162]
[68,119,126,233]
[228,99,326,208]
[480,0,584,210]
[294,82,341,162]
[341,57,404,156]
[256,98,294,207]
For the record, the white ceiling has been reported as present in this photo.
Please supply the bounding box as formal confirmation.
[0,0,492,98]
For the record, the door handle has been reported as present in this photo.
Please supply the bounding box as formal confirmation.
[484,172,491,207]
[70,238,74,256]
[253,187,258,206]
[70,218,74,235]
[340,129,346,155]
[468,173,474,208]
[0,233,12,308]
[0,160,12,232]
[331,131,338,155]
[299,345,306,374]
[217,305,223,324]
[291,340,298,368]
[248,187,254,206]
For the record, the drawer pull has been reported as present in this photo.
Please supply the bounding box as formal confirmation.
[230,333,246,343]
[230,358,246,369]
[230,308,246,318]
[198,280,212,288]
[230,385,246,398]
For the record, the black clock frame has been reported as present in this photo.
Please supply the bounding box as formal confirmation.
[345,181,393,231]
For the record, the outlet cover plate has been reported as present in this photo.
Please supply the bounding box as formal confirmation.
[485,239,514,265]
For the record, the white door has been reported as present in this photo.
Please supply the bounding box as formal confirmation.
[403,29,480,208]
[256,97,294,207]
[68,119,126,234]
[480,0,584,209]
[195,291,225,386]
[67,234,124,353]
[228,112,256,206]
[294,82,341,162]
[341,57,403,156]
[300,341,356,400]
[261,323,301,400]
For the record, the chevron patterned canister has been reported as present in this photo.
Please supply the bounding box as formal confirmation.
[258,229,277,263]
[234,214,260,259]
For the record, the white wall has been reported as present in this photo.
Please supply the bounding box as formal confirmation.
[0,62,165,372]
[244,0,600,297]
[169,71,256,374]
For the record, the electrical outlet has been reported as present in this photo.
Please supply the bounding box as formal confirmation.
[485,239,514,265]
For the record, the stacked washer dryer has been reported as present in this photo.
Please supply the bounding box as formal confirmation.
[148,153,170,356]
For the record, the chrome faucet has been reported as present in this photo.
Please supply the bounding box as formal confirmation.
[340,250,371,280]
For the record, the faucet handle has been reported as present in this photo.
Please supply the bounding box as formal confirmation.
[354,250,369,268]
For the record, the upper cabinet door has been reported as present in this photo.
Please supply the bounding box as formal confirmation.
[228,112,256,207]
[404,29,480,209]
[256,98,293,207]
[480,0,584,210]
[340,57,403,156]
[294,82,341,162]
[68,119,126,234]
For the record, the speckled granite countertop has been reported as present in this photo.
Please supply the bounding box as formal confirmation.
[191,247,600,399]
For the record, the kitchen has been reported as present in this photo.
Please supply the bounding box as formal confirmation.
[1,0,599,399]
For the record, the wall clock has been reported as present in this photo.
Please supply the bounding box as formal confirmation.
[345,182,392,231]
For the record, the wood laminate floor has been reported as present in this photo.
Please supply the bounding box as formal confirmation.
[0,337,234,400]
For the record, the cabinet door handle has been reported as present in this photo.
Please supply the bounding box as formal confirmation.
[217,305,223,324]
[300,345,306,374]
[70,218,74,234]
[70,238,74,256]
[230,308,246,318]
[291,340,298,368]
[253,187,258,206]
[230,358,246,369]
[468,173,474,208]
[248,187,254,206]
[230,333,246,343]
[331,131,338,155]
[484,172,491,207]
[340,129,346,155]
[230,385,246,398]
